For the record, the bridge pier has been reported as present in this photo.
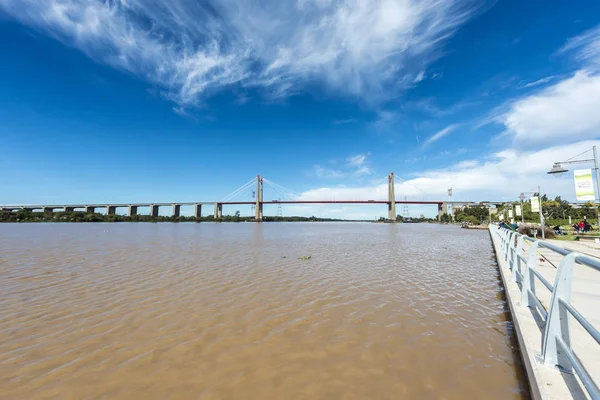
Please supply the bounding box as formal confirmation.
[106,205,116,215]
[172,204,180,218]
[128,205,138,217]
[42,207,54,214]
[194,204,202,219]
[437,203,444,221]
[65,206,75,212]
[214,203,223,221]
[85,206,95,214]
[150,205,159,217]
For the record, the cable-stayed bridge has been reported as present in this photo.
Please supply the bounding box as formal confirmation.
[0,174,502,221]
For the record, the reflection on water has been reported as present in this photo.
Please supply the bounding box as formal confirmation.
[0,223,528,399]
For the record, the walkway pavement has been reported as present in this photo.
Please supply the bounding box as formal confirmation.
[490,227,600,400]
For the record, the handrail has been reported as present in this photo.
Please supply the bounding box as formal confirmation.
[492,226,600,400]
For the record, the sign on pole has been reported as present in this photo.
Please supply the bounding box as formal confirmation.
[531,196,540,213]
[508,210,513,218]
[499,214,504,221]
[574,169,596,201]
[515,205,522,216]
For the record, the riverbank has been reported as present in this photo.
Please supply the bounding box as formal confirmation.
[0,210,365,223]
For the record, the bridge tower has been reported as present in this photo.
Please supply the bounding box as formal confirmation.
[255,175,263,222]
[388,172,396,221]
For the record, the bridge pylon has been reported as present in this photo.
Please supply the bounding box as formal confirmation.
[255,175,263,222]
[388,172,396,222]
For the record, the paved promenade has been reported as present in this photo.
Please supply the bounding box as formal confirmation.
[489,227,600,400]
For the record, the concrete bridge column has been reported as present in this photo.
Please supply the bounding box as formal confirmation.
[128,205,138,217]
[255,175,263,222]
[85,206,95,213]
[217,203,223,221]
[150,205,159,217]
[107,206,116,215]
[388,172,396,221]
[172,204,180,218]
[441,202,450,220]
[194,204,202,219]
[64,206,75,212]
[42,207,54,214]
[437,203,444,221]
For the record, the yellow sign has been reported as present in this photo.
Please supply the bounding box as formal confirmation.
[531,196,540,213]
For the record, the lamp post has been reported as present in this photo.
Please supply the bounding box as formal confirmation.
[518,193,525,223]
[547,145,600,229]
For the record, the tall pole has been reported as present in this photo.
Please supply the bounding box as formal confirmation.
[388,172,396,221]
[521,199,524,223]
[593,145,600,229]
[539,185,545,239]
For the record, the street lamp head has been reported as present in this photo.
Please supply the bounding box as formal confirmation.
[519,193,525,201]
[547,163,568,177]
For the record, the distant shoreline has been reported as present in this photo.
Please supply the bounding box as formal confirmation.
[0,210,439,223]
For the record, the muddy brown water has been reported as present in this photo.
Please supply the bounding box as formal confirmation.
[0,223,528,399]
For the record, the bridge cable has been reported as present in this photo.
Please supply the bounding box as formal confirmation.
[263,180,297,200]
[222,177,257,202]
[393,175,427,200]
[262,178,301,199]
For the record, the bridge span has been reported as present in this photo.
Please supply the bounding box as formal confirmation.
[0,174,502,221]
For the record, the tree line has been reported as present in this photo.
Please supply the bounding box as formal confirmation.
[0,210,363,223]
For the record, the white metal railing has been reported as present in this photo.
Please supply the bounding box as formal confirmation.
[492,226,600,400]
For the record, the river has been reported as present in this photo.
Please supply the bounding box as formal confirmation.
[0,222,528,399]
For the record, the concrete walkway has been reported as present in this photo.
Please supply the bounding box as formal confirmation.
[489,227,600,400]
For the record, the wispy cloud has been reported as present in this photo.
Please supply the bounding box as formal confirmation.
[521,75,558,88]
[313,151,374,178]
[0,0,485,108]
[423,124,459,146]
[347,153,369,167]
[559,24,600,68]
[332,118,357,125]
[313,165,346,179]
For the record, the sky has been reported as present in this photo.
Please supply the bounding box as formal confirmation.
[1,0,600,219]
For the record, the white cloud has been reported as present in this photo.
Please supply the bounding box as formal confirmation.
[295,140,599,218]
[501,70,600,145]
[0,0,484,106]
[497,25,600,146]
[423,124,459,146]
[414,71,426,83]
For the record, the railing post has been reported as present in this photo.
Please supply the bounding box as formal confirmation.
[520,240,540,308]
[542,252,577,371]
[511,234,523,283]
[505,231,514,264]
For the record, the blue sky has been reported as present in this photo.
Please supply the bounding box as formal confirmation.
[1,0,600,218]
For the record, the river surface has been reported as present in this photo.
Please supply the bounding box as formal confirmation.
[0,223,527,399]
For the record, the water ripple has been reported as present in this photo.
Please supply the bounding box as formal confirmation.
[0,223,527,399]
